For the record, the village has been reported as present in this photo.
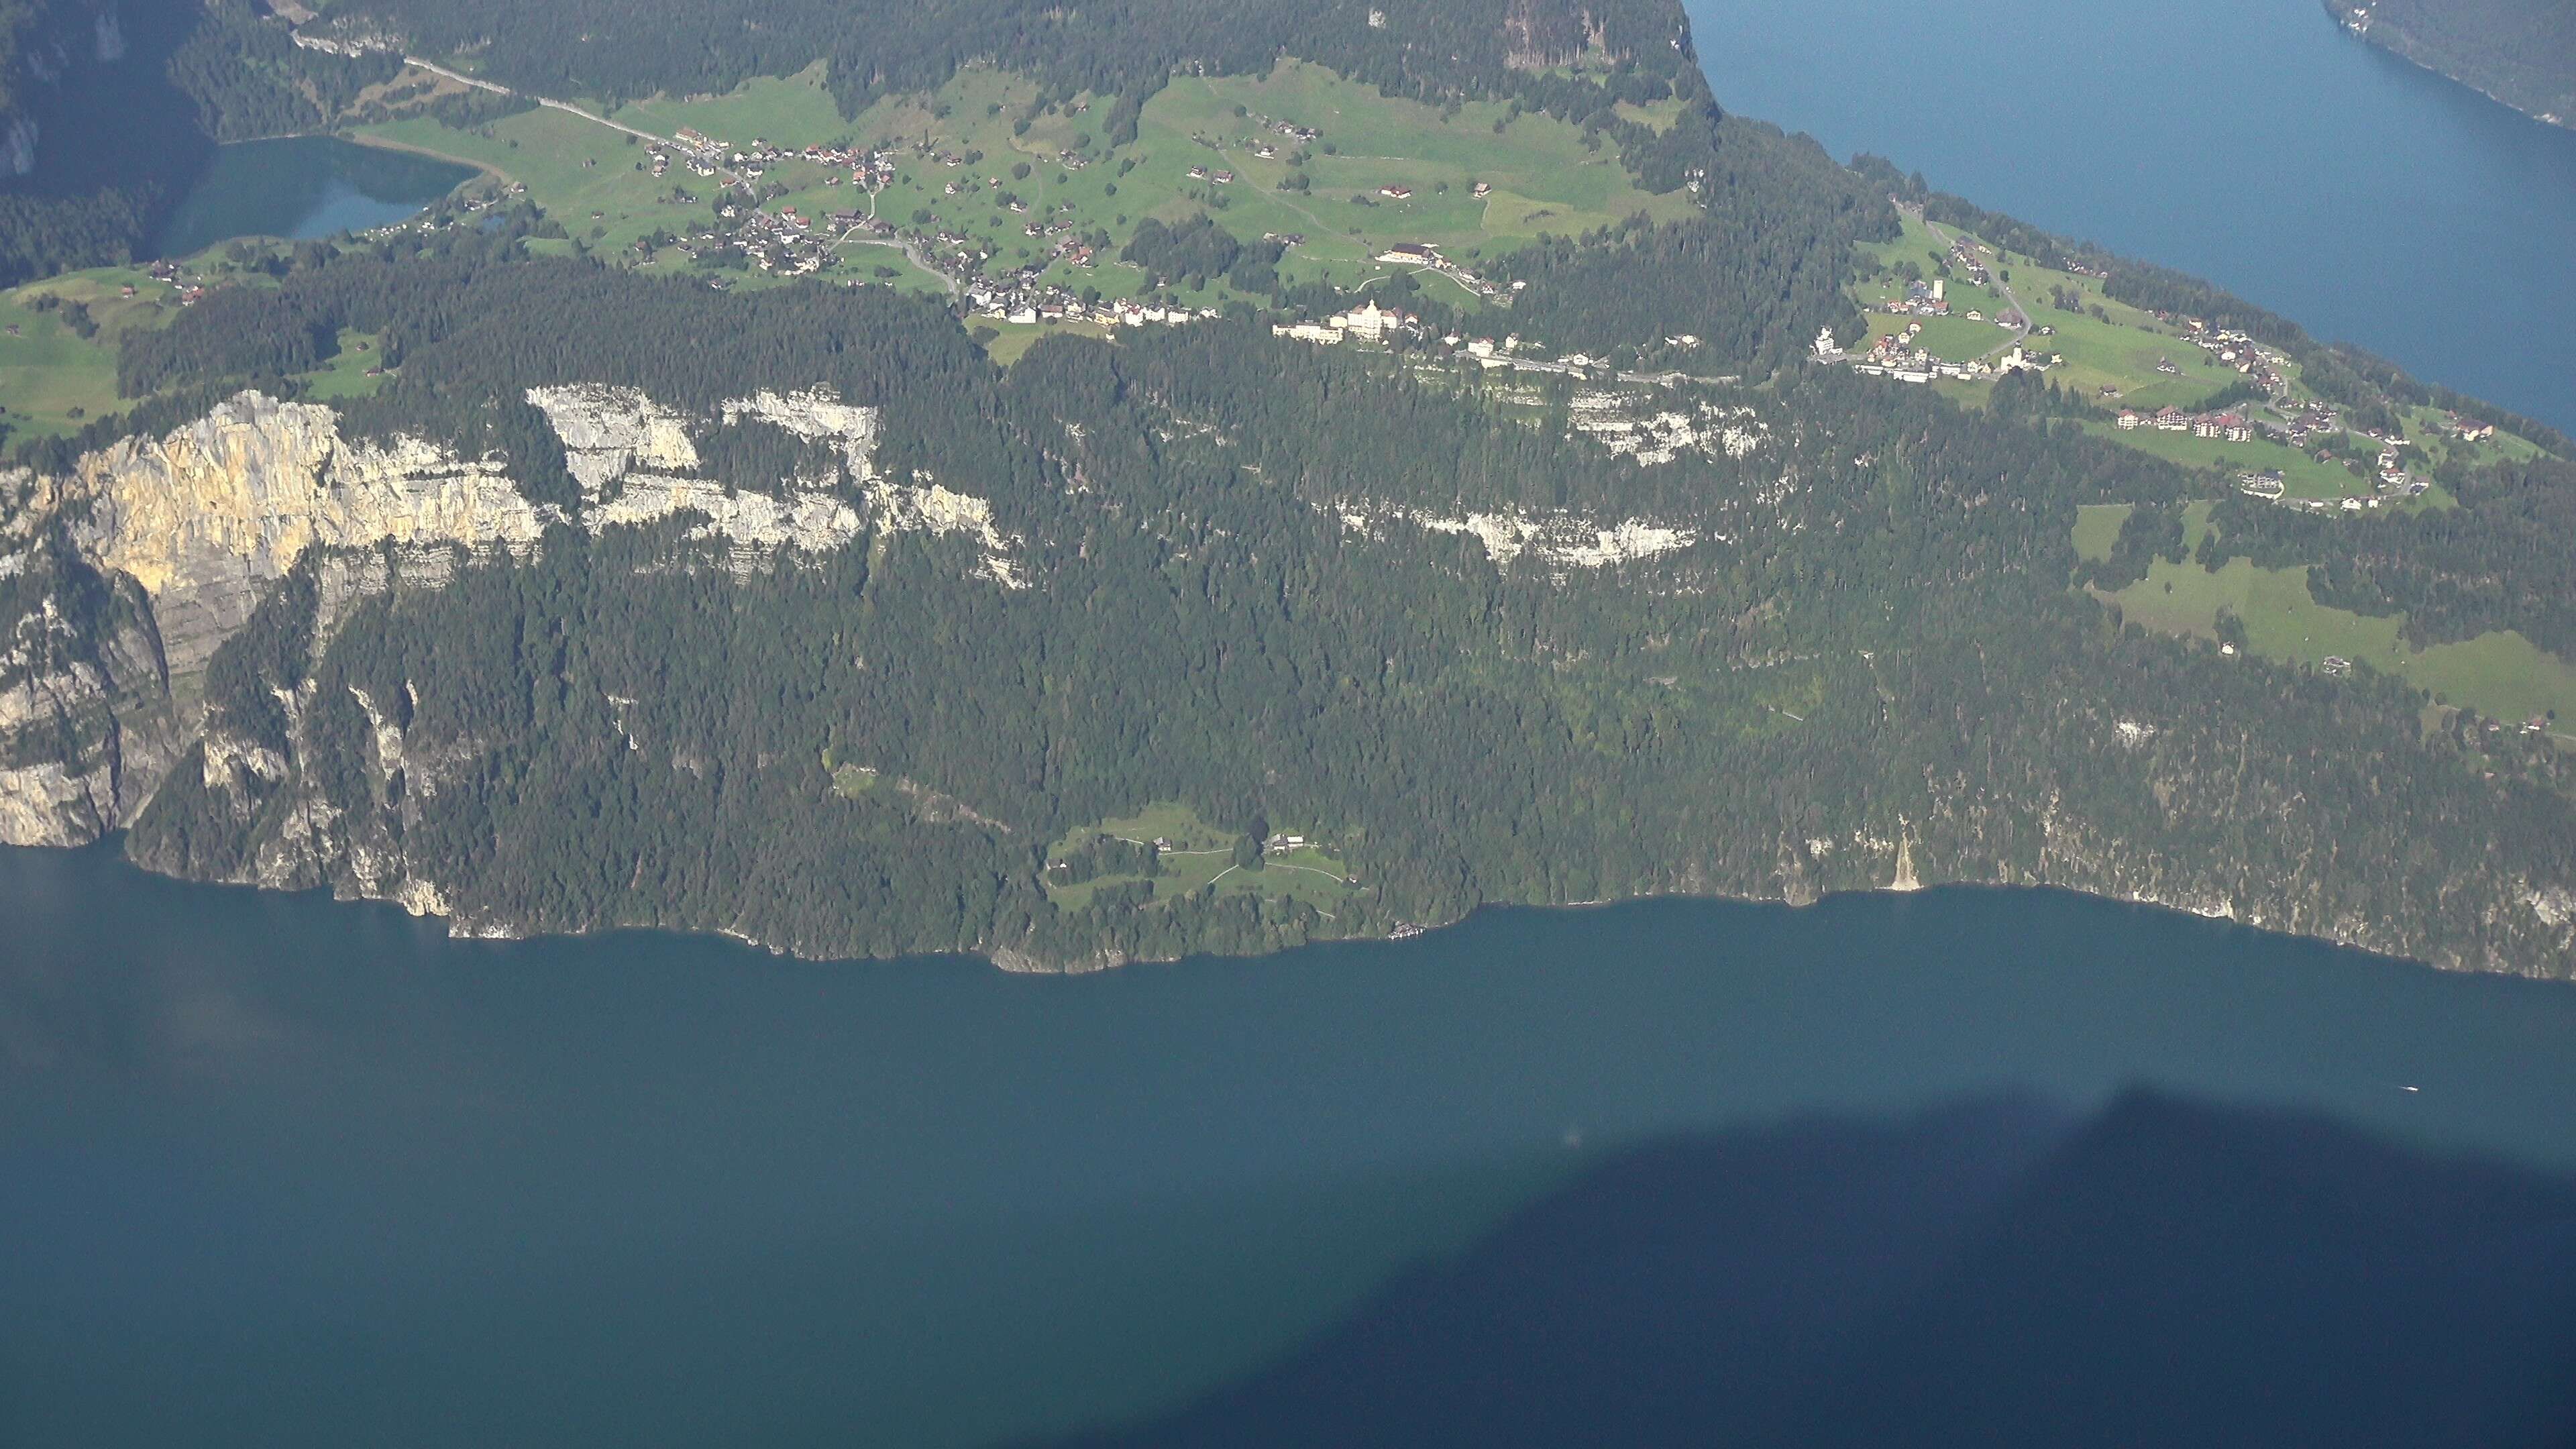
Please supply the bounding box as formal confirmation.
[1821,208,2536,519]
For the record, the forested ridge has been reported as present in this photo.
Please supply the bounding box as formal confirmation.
[330,0,1706,126]
[4,0,2573,973]
[40,238,2571,972]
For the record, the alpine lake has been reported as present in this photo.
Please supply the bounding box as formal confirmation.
[152,136,476,259]
[11,1,2576,1442]
[7,843,2575,1447]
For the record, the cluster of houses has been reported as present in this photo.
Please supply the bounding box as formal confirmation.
[1945,236,1994,287]
[2118,407,2257,441]
[1881,278,1953,318]
[1820,321,2053,384]
[975,288,1213,330]
[1268,306,1630,379]
[2176,322,2288,394]
[659,131,900,192]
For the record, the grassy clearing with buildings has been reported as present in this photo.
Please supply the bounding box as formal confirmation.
[1045,801,1357,916]
[350,58,1695,335]
[0,268,185,440]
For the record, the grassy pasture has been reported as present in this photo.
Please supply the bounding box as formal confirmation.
[360,58,1695,309]
[2102,556,2576,725]
[2078,421,2368,502]
[2072,502,2132,563]
[1044,800,1355,914]
[0,268,180,439]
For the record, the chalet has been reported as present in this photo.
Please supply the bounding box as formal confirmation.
[2117,411,2143,430]
[1379,184,1413,199]
[1376,242,1437,265]
[1471,180,1491,198]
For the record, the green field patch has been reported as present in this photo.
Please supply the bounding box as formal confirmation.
[830,763,883,797]
[1044,800,1354,914]
[1858,313,2014,364]
[2072,502,2132,563]
[294,328,392,401]
[2102,556,2576,724]
[360,107,721,258]
[1856,212,2251,411]
[609,63,850,146]
[975,317,1114,365]
[1216,843,1357,915]
[2079,421,2373,502]
[0,267,180,438]
[355,56,1697,308]
[1613,98,1686,132]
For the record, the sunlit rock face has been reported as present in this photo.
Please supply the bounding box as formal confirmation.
[0,381,1030,847]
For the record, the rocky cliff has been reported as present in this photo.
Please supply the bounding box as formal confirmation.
[0,382,1016,851]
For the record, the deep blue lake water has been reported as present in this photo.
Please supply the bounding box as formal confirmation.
[7,843,2575,1446]
[152,137,476,259]
[1683,0,2576,435]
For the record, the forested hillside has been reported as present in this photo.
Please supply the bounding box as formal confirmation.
[329,0,1705,121]
[3,0,2573,974]
[2324,0,2576,126]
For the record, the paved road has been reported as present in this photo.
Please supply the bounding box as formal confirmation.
[403,56,721,163]
[1914,207,2033,360]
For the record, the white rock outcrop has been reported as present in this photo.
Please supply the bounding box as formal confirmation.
[0,381,1024,848]
[1337,501,1697,574]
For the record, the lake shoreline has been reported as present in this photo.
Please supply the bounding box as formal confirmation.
[149,134,482,259]
[2319,0,2575,133]
[341,127,519,186]
[28,833,2454,982]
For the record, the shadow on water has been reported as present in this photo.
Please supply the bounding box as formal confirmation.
[7,842,2576,1446]
[1055,1092,2576,1449]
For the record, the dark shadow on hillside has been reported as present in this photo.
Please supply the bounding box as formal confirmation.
[1042,1091,2576,1449]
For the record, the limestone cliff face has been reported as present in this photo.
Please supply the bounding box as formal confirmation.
[0,586,184,846]
[0,383,1021,851]
[45,392,547,678]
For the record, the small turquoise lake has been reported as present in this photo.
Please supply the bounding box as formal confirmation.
[152,136,476,258]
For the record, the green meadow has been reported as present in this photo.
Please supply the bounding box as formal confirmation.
[1045,800,1356,914]
[354,57,1698,315]
[0,268,182,439]
[2102,555,2576,726]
